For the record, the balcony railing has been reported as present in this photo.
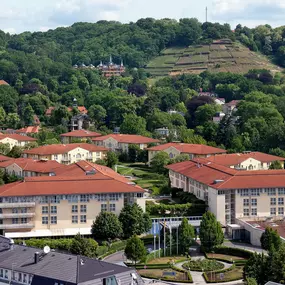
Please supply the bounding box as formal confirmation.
[0,223,34,229]
[0,213,35,219]
[61,157,71,162]
[0,202,36,209]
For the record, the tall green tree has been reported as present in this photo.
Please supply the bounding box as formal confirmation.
[260,227,282,250]
[269,161,283,170]
[91,212,123,240]
[150,152,170,174]
[178,217,195,253]
[70,233,98,258]
[106,151,119,169]
[124,235,147,265]
[199,211,224,251]
[120,114,148,135]
[119,203,152,238]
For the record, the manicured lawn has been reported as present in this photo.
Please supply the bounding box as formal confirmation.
[206,253,247,262]
[138,269,190,281]
[148,256,187,264]
[205,266,243,282]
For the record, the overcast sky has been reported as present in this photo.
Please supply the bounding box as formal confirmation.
[1,0,285,34]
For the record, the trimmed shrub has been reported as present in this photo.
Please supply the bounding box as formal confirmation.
[210,246,253,259]
[182,259,224,272]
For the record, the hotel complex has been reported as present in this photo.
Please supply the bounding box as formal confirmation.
[0,161,145,238]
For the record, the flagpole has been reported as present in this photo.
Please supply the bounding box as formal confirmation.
[158,220,161,258]
[153,222,156,259]
[177,225,179,255]
[169,219,172,256]
[164,218,166,257]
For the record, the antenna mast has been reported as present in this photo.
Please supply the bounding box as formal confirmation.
[206,7,208,23]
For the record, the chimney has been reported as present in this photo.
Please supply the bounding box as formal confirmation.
[34,252,40,264]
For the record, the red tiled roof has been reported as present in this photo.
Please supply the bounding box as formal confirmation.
[92,134,160,144]
[0,155,12,162]
[23,143,108,155]
[0,134,37,142]
[60,129,101,138]
[166,158,285,190]
[0,158,63,173]
[207,152,285,166]
[0,175,144,197]
[45,106,88,116]
[0,80,9,86]
[246,221,285,239]
[147,143,226,155]
[225,100,241,106]
[15,126,40,134]
[55,160,130,184]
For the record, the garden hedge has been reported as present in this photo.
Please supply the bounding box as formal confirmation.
[210,246,253,259]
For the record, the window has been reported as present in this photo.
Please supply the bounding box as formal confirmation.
[40,196,49,204]
[0,269,3,278]
[80,215,86,223]
[21,218,27,224]
[110,204,116,212]
[101,204,107,212]
[278,197,284,205]
[251,199,257,206]
[267,188,276,196]
[51,216,57,224]
[42,206,48,214]
[72,205,78,213]
[68,195,78,203]
[51,206,57,214]
[72,216,78,224]
[243,199,249,206]
[42,216,48,225]
[251,189,261,196]
[12,208,18,214]
[50,196,60,204]
[243,208,249,216]
[278,188,285,195]
[4,270,8,279]
[80,205,87,213]
[54,155,58,160]
[278,207,284,215]
[23,274,27,283]
[98,194,107,201]
[21,208,27,214]
[270,208,276,216]
[18,272,22,282]
[239,189,249,196]
[251,208,257,216]
[80,195,89,202]
[12,218,18,224]
[271,198,276,205]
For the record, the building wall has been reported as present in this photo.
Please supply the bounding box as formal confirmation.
[228,158,281,170]
[1,164,22,177]
[0,138,33,150]
[208,187,226,226]
[24,148,106,165]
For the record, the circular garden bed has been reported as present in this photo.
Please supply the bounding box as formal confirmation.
[182,259,224,272]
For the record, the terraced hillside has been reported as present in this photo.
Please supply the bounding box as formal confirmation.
[145,39,282,77]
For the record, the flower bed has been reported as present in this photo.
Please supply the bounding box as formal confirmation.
[203,265,243,283]
[182,259,224,272]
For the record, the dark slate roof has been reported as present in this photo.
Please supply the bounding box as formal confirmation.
[0,235,11,252]
[0,243,141,285]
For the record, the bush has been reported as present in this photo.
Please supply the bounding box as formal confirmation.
[210,246,253,259]
[182,259,224,272]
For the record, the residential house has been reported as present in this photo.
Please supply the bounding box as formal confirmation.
[207,152,285,170]
[0,236,143,285]
[154,128,177,139]
[222,100,241,115]
[22,143,108,165]
[0,168,145,238]
[69,114,90,131]
[167,158,285,227]
[212,112,226,123]
[60,129,101,144]
[0,155,11,162]
[15,126,40,136]
[0,80,9,86]
[93,134,160,152]
[0,158,63,177]
[0,134,37,150]
[45,106,88,116]
[96,56,126,77]
[147,142,226,164]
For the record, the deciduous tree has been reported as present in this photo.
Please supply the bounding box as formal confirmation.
[178,217,195,253]
[124,235,147,265]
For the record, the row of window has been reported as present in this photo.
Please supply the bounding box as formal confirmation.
[270,207,284,216]
[239,188,285,196]
[243,207,285,216]
[54,152,101,160]
[42,215,87,225]
[244,198,285,206]
[12,218,27,224]
[0,268,33,285]
[12,208,27,214]
[243,199,257,206]
[243,208,257,216]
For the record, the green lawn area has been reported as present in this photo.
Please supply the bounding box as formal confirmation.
[116,164,168,192]
[147,55,178,68]
[204,266,243,282]
[161,46,186,55]
[138,269,190,282]
[206,253,247,262]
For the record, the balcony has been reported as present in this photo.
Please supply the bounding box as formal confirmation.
[0,213,35,219]
[61,157,71,162]
[0,202,36,209]
[0,223,34,230]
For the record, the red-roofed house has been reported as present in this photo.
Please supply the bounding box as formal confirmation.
[92,134,160,152]
[222,100,241,114]
[22,143,108,164]
[147,142,226,164]
[15,126,40,136]
[0,158,63,177]
[45,106,88,116]
[60,129,101,144]
[0,80,9,86]
[0,155,12,162]
[207,152,285,170]
[166,158,285,226]
[0,168,145,238]
[0,134,37,150]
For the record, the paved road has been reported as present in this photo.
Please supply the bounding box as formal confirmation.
[223,241,264,254]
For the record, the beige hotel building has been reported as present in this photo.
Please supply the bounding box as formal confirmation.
[0,161,145,238]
